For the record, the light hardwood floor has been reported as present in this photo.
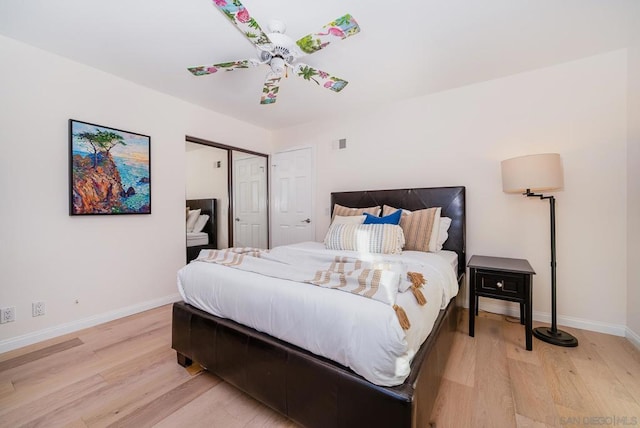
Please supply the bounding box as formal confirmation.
[1,305,639,427]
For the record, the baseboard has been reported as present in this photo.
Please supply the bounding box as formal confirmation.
[626,326,640,350]
[478,299,627,337]
[0,294,182,354]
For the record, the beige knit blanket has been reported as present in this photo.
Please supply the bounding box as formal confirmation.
[195,246,427,329]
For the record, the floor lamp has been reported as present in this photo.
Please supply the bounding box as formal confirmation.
[501,153,578,347]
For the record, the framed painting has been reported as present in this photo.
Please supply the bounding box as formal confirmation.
[69,119,151,215]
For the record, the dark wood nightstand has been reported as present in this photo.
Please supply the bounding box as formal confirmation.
[468,255,536,351]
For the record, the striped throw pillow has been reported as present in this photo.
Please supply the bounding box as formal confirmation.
[382,205,441,252]
[331,214,366,225]
[332,204,381,220]
[324,224,405,254]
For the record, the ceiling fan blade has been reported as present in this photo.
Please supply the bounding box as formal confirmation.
[188,60,256,76]
[211,0,271,47]
[294,64,348,93]
[260,73,282,105]
[295,14,360,55]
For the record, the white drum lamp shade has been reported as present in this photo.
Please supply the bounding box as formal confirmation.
[501,153,563,194]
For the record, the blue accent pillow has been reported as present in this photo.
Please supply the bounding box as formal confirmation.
[363,210,402,225]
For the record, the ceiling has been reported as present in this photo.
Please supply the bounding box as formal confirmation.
[0,0,636,130]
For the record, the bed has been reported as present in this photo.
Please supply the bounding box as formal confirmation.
[172,186,466,427]
[186,198,217,263]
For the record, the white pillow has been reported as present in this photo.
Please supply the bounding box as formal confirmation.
[331,214,366,225]
[436,217,452,251]
[324,223,405,254]
[186,209,201,232]
[192,214,210,233]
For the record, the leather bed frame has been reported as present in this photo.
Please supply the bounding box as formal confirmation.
[172,186,466,427]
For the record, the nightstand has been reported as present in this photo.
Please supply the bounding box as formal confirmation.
[468,255,536,351]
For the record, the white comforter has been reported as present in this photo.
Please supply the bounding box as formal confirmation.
[177,241,458,386]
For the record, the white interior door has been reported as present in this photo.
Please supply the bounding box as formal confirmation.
[271,147,315,247]
[233,155,268,248]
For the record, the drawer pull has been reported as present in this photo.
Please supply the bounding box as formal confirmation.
[496,281,504,289]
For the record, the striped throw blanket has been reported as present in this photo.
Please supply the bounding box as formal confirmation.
[195,246,426,329]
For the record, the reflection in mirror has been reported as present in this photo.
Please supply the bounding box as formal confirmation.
[232,151,268,248]
[185,142,229,248]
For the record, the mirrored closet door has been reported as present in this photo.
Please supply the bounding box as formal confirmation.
[185,136,269,250]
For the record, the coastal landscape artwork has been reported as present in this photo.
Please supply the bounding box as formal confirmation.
[69,120,151,215]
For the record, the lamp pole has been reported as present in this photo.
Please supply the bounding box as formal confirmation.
[525,189,578,347]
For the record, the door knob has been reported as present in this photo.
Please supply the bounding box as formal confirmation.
[235,217,240,222]
[301,218,311,223]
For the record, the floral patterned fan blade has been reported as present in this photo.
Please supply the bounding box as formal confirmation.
[188,60,255,76]
[295,14,360,55]
[189,5,359,103]
[294,64,348,93]
[260,73,282,104]
[211,0,271,47]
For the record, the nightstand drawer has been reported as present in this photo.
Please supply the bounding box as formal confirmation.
[476,270,524,300]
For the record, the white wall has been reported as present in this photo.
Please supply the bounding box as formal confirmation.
[0,35,272,350]
[627,7,640,345]
[185,143,229,248]
[273,50,628,335]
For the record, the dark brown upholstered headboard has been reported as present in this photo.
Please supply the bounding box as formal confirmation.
[186,198,217,249]
[331,186,466,277]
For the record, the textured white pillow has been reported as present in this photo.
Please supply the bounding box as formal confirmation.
[331,214,366,225]
[186,209,201,232]
[436,217,452,251]
[324,223,405,254]
[192,214,210,233]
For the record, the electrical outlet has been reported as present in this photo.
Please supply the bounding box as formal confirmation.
[32,301,45,317]
[1,307,16,323]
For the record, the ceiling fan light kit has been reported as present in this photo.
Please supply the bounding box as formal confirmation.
[188,0,361,105]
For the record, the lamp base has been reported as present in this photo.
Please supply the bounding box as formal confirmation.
[533,326,578,347]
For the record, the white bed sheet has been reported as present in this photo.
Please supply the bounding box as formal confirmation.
[437,249,459,275]
[186,232,208,247]
[177,241,458,386]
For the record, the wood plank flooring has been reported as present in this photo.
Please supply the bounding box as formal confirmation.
[1,306,639,427]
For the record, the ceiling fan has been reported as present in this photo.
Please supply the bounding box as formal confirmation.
[188,0,361,105]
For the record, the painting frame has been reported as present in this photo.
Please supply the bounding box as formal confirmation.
[69,119,151,216]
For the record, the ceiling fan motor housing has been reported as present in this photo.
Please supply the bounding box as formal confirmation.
[267,19,286,34]
[261,32,299,65]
